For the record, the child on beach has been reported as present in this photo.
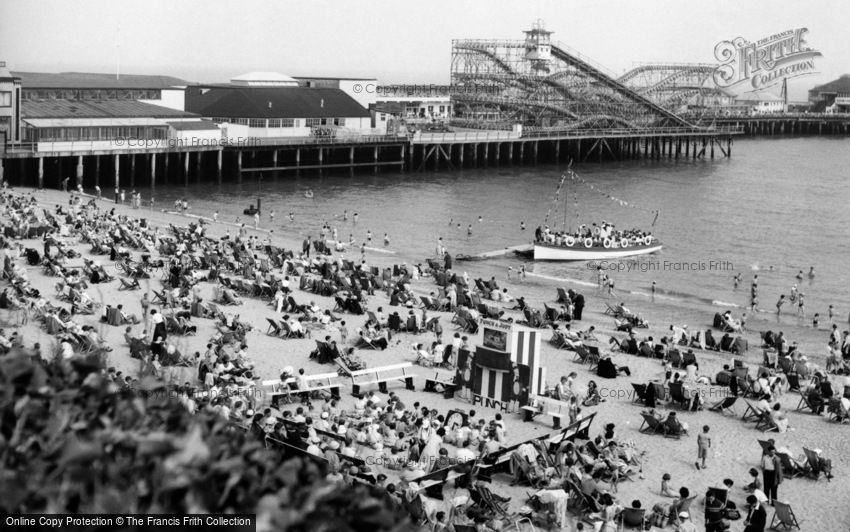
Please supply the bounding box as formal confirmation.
[660,473,677,497]
[813,313,820,328]
[696,425,711,470]
[775,295,786,315]
[745,467,762,492]
[339,321,348,345]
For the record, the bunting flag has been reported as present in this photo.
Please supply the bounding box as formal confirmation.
[567,170,661,220]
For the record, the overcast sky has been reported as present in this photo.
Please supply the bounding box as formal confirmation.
[1,0,847,99]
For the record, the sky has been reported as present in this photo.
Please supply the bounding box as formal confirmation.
[1,0,848,100]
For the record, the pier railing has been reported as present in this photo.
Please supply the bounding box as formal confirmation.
[521,125,744,138]
[237,134,409,147]
[413,130,519,143]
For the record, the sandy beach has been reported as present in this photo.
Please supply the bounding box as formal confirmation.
[5,186,848,531]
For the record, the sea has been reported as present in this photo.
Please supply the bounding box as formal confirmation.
[139,137,850,328]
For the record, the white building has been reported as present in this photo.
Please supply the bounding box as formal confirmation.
[231,72,299,88]
[735,90,784,114]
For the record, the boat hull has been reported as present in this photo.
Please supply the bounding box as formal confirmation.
[533,242,663,261]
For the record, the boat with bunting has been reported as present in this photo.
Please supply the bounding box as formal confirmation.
[533,169,662,261]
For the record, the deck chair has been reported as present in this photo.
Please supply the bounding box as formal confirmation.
[556,288,570,304]
[356,336,378,350]
[755,411,779,433]
[266,318,283,336]
[668,382,690,409]
[639,413,664,435]
[630,383,647,404]
[769,501,801,530]
[106,307,122,326]
[119,277,140,291]
[666,349,682,368]
[708,396,737,415]
[795,391,817,413]
[802,448,831,481]
[741,400,764,422]
[572,344,590,363]
[757,440,773,455]
[603,302,618,316]
[776,452,806,479]
[619,507,646,531]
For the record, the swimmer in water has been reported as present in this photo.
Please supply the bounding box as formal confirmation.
[449,218,453,227]
[520,221,526,231]
[795,270,803,281]
[478,216,483,223]
[289,212,294,221]
[383,233,390,246]
[808,266,815,279]
[457,223,461,229]
[467,224,472,236]
[343,210,348,221]
[270,211,275,222]
[353,213,358,224]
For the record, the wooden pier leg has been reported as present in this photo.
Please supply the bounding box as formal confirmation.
[217,150,223,184]
[150,153,156,189]
[163,152,169,184]
[533,141,539,164]
[711,140,715,159]
[727,138,732,157]
[94,155,100,188]
[373,145,378,175]
[458,144,464,168]
[554,140,560,163]
[114,154,121,193]
[236,151,242,182]
[519,142,525,163]
[76,155,84,187]
[295,148,300,177]
[473,143,479,166]
[129,154,136,188]
[183,152,189,186]
[38,157,44,189]
[495,143,500,166]
[483,143,489,167]
[318,148,324,177]
[507,142,513,165]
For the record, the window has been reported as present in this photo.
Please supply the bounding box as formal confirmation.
[249,118,266,128]
[0,92,11,107]
[282,118,295,127]
[333,118,345,126]
[268,119,281,128]
[427,105,434,113]
[439,105,445,113]
[306,118,327,127]
[379,113,386,121]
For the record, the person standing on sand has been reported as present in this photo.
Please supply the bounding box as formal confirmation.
[254,212,260,230]
[270,211,275,223]
[760,446,783,505]
[695,425,711,470]
[213,211,218,223]
[775,295,786,315]
[797,293,805,317]
[141,293,150,328]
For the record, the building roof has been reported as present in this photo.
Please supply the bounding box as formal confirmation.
[294,76,376,81]
[810,74,850,94]
[231,72,298,84]
[12,71,188,90]
[735,90,783,103]
[166,120,220,131]
[0,62,20,82]
[185,86,370,119]
[22,99,198,119]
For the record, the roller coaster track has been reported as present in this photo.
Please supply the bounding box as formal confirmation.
[548,44,693,127]
[455,94,580,120]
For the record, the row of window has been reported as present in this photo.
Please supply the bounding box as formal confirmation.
[24,126,168,142]
[209,117,350,128]
[0,91,11,107]
[21,89,162,101]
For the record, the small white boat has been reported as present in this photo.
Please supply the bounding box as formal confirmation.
[534,238,662,261]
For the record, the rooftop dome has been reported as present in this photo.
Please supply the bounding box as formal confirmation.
[230,72,298,87]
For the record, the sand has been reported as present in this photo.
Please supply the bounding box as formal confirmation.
[5,187,848,531]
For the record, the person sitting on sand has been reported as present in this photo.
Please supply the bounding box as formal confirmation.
[663,412,688,436]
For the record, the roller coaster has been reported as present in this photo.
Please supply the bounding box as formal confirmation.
[450,21,710,131]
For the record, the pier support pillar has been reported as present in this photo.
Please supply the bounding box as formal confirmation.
[236,151,243,182]
[373,145,378,174]
[710,141,715,159]
[0,159,4,185]
[217,150,223,184]
[483,143,488,167]
[519,142,525,163]
[533,141,539,164]
[183,151,190,186]
[129,154,136,188]
[113,154,120,193]
[507,142,513,165]
[76,156,84,187]
[195,150,202,182]
[150,153,156,189]
[458,144,464,168]
[495,143,500,166]
[163,152,169,184]
[473,143,478,166]
[318,148,324,176]
[295,148,301,176]
[349,146,355,177]
[407,144,413,170]
[94,156,100,188]
[272,150,278,168]
[727,138,732,157]
[554,140,560,163]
